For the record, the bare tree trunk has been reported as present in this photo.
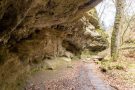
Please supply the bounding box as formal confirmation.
[111,0,124,61]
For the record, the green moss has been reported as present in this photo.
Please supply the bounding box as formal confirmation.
[87,9,100,29]
[96,29,108,38]
[81,49,99,59]
[0,46,9,64]
[0,55,5,64]
[98,59,125,72]
[128,64,135,69]
[0,69,29,90]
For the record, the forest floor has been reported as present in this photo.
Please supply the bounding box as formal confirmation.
[25,60,114,90]
[24,48,135,90]
[95,59,135,90]
[97,48,135,90]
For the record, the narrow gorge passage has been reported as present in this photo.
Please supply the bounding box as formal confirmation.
[1,0,135,90]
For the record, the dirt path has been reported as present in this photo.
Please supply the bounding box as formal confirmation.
[25,61,113,90]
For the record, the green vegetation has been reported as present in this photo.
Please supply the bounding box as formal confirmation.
[98,59,126,72]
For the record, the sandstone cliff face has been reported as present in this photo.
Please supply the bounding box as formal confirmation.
[0,0,101,40]
[0,0,108,90]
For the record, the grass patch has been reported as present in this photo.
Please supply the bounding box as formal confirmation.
[81,49,98,59]
[98,59,126,72]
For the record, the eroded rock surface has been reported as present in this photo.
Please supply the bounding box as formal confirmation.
[0,0,109,90]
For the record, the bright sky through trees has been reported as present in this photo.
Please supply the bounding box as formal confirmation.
[96,0,135,30]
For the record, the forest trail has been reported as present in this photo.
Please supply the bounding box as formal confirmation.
[25,60,115,90]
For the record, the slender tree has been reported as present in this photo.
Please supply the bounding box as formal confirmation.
[111,0,124,61]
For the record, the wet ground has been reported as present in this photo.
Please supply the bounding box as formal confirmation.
[25,61,113,90]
